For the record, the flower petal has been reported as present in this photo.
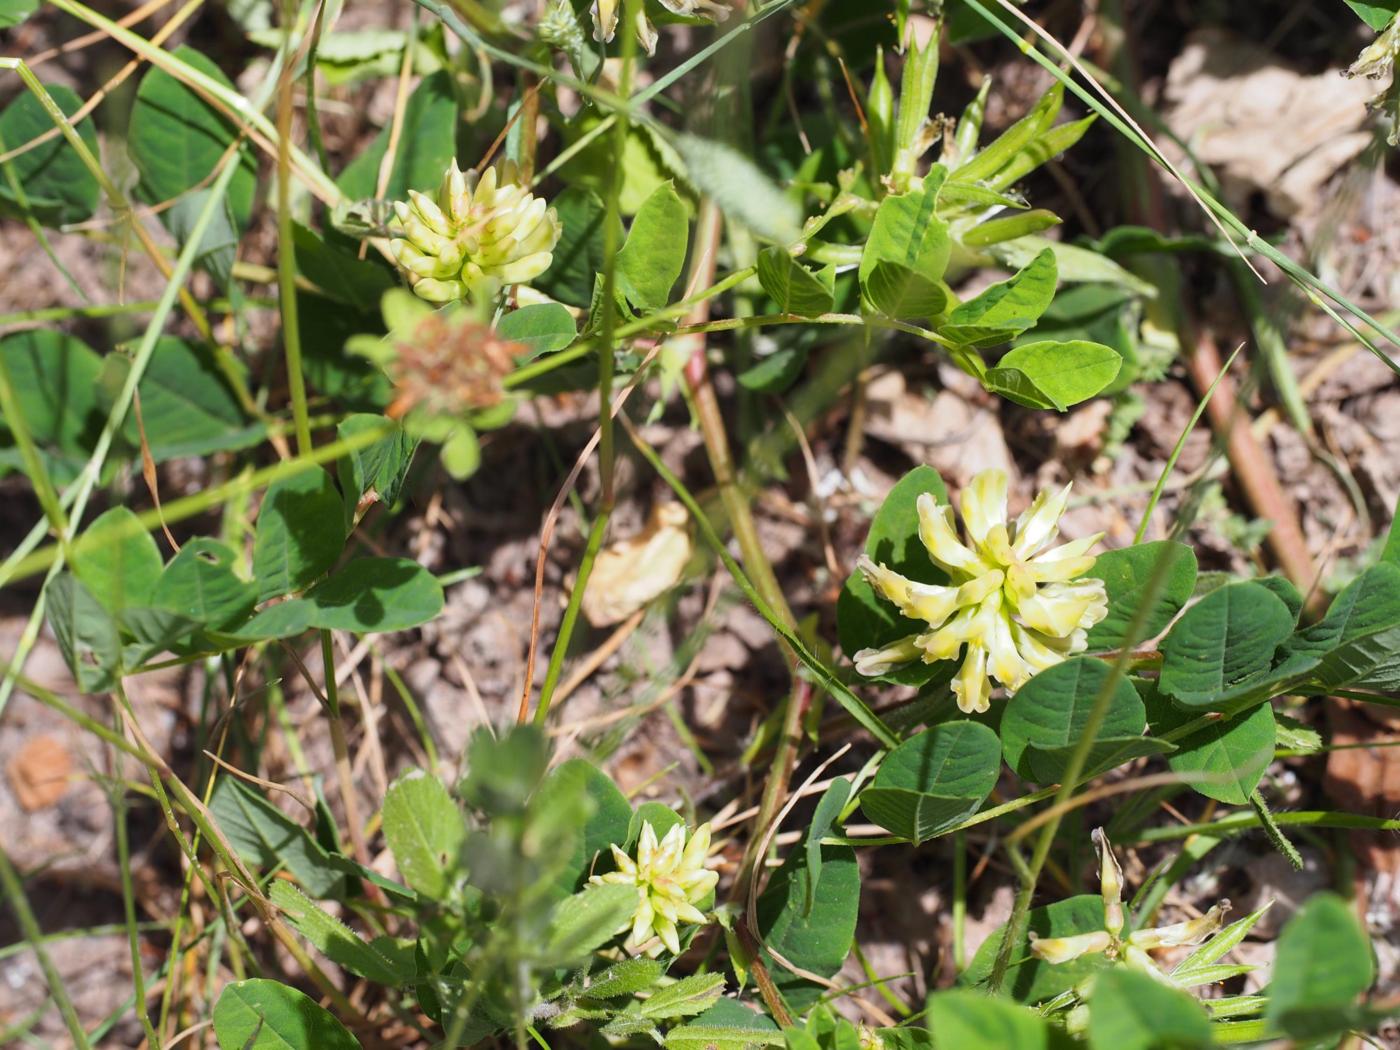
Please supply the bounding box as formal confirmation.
[916,493,985,578]
[959,469,1008,546]
[1011,482,1072,559]
[952,643,991,713]
[853,635,923,677]
[1027,533,1103,583]
[1016,581,1105,639]
[858,555,964,627]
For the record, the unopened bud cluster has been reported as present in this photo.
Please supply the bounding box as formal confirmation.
[389,160,561,303]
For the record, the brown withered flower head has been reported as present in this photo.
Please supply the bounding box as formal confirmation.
[384,307,521,420]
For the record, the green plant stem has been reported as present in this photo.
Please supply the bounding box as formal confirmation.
[1134,810,1400,844]
[110,758,160,1047]
[503,265,758,389]
[0,846,94,1050]
[533,510,610,725]
[986,542,1188,992]
[276,6,312,458]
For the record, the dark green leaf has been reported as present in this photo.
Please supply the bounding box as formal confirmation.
[102,338,265,462]
[336,414,417,521]
[337,70,456,200]
[293,223,395,306]
[381,769,464,899]
[535,758,632,897]
[537,186,616,308]
[1164,701,1276,805]
[837,465,950,686]
[252,468,347,601]
[303,557,444,633]
[130,47,256,230]
[1088,968,1212,1050]
[212,979,360,1050]
[984,340,1122,411]
[860,721,1001,843]
[737,347,808,394]
[665,1000,783,1050]
[1085,541,1198,651]
[756,246,835,318]
[1159,582,1295,708]
[497,302,577,362]
[805,778,850,913]
[0,83,100,225]
[941,248,1057,347]
[0,329,106,485]
[617,181,689,311]
[1001,657,1145,781]
[756,845,859,994]
[1265,892,1374,1037]
[208,777,346,898]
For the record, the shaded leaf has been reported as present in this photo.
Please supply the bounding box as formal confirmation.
[617,181,689,311]
[1088,968,1212,1050]
[208,777,345,898]
[757,246,835,318]
[303,557,444,633]
[940,247,1057,347]
[72,507,163,613]
[860,721,1000,843]
[252,467,347,601]
[0,82,100,225]
[337,70,456,200]
[1001,657,1145,781]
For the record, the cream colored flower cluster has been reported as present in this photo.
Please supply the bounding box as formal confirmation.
[853,469,1108,713]
[591,821,717,957]
[389,160,561,303]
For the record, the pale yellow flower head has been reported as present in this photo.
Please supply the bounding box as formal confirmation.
[591,820,718,957]
[389,159,562,303]
[853,468,1108,713]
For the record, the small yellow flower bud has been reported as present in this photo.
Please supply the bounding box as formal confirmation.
[388,160,562,304]
[591,820,718,957]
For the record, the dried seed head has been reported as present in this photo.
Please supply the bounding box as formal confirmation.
[386,310,521,418]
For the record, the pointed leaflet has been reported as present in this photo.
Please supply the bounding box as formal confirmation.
[860,721,1001,844]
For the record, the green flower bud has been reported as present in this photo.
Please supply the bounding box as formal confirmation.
[389,159,563,303]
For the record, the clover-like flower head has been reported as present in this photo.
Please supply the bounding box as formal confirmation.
[853,468,1109,713]
[389,159,562,303]
[591,820,718,957]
